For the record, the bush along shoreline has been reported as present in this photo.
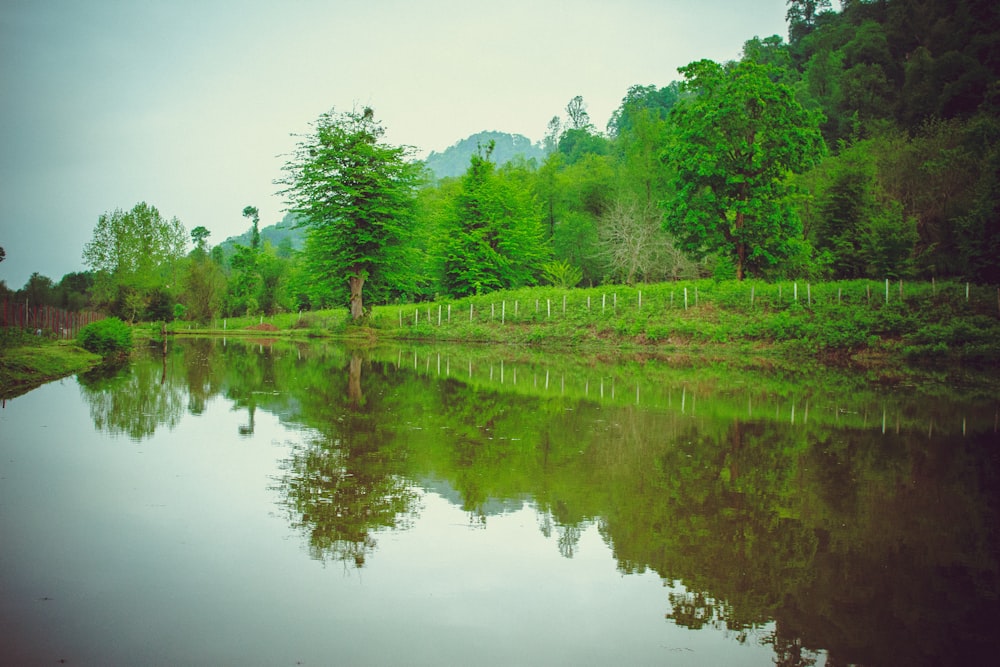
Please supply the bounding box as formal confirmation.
[163,279,1000,367]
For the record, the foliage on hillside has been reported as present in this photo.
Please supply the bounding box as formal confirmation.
[424,131,547,180]
[216,213,306,259]
[6,0,998,327]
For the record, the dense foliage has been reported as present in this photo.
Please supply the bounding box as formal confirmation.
[277,107,424,319]
[665,59,825,279]
[77,317,134,356]
[80,202,186,322]
[4,0,997,325]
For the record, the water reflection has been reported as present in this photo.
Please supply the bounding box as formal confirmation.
[74,337,999,665]
[78,355,185,440]
[277,350,419,566]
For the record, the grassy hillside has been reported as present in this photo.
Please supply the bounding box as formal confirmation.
[167,279,1000,366]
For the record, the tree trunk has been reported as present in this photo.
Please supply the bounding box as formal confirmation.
[734,210,746,281]
[348,269,365,320]
[348,353,363,406]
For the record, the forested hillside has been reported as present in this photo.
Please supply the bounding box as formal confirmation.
[423,131,548,179]
[6,0,998,325]
[216,213,305,258]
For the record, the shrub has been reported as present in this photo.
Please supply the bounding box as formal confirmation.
[77,318,133,356]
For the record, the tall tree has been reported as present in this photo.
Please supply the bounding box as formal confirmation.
[243,206,261,250]
[439,143,549,296]
[82,202,187,309]
[565,95,592,130]
[278,107,421,319]
[664,59,825,279]
[787,0,832,44]
[190,226,211,256]
[22,272,57,307]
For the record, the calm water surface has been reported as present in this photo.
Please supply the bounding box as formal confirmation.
[1,338,997,666]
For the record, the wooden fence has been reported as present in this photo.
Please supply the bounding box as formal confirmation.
[1,300,104,339]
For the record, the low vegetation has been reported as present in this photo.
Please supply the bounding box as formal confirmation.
[0,328,100,398]
[166,279,1000,366]
[77,317,134,357]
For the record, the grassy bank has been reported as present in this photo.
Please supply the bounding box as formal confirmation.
[0,330,102,399]
[166,279,1000,366]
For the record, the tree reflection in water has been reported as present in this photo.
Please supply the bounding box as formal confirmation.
[78,349,185,441]
[77,338,999,664]
[275,351,418,567]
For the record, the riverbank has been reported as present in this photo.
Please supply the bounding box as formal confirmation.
[165,279,1000,368]
[0,338,101,399]
[7,279,996,396]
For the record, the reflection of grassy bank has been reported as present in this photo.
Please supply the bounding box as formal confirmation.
[164,279,1000,367]
[0,333,100,398]
[365,342,1000,436]
[90,337,998,664]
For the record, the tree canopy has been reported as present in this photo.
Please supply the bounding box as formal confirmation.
[439,143,550,296]
[278,107,422,318]
[81,202,186,319]
[664,59,825,279]
[13,0,1000,320]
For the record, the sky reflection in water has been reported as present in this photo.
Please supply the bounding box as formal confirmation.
[1,338,997,666]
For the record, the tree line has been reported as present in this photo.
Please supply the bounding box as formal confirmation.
[2,0,997,323]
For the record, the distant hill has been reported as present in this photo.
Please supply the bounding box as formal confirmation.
[424,131,547,179]
[217,213,305,257]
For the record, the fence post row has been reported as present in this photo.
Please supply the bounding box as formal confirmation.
[391,280,999,328]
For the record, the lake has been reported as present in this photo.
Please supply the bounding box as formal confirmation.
[1,337,998,666]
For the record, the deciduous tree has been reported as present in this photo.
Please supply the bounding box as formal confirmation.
[278,107,421,319]
[82,201,187,310]
[664,59,825,280]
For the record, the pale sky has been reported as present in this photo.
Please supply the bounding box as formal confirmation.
[0,0,790,289]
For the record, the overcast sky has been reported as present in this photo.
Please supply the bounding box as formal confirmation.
[0,0,790,289]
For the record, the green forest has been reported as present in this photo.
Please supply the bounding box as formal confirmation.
[2,0,998,326]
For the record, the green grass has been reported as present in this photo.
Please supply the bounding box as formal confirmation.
[162,279,1000,365]
[0,339,102,398]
